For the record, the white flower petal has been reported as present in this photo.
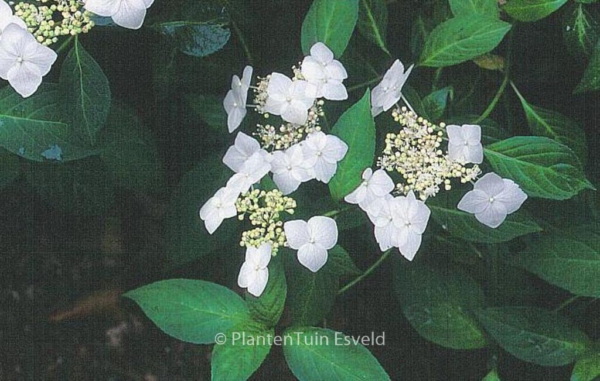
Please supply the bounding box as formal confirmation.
[7,61,42,98]
[474,173,505,197]
[282,102,308,125]
[308,216,338,249]
[222,132,260,172]
[457,189,490,214]
[112,1,147,29]
[84,0,121,16]
[325,60,347,80]
[398,229,422,261]
[369,169,394,197]
[237,261,254,288]
[284,220,309,249]
[247,268,269,297]
[253,243,272,268]
[297,243,328,272]
[310,42,334,64]
[475,201,507,228]
[496,180,527,214]
[322,81,348,101]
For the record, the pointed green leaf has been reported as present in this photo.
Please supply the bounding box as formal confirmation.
[572,352,600,381]
[357,0,389,54]
[516,225,600,297]
[513,90,588,163]
[503,0,568,22]
[211,322,273,381]
[449,0,499,18]
[0,84,95,162]
[184,93,226,131]
[476,307,590,366]
[422,86,453,120]
[301,0,359,58]
[563,4,600,61]
[329,90,375,200]
[419,16,511,67]
[482,369,501,381]
[245,255,286,327]
[283,327,391,381]
[60,39,111,146]
[394,262,487,349]
[151,1,231,57]
[428,189,542,243]
[484,136,594,200]
[328,245,361,276]
[575,39,600,93]
[124,279,250,344]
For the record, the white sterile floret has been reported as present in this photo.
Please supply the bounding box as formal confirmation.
[224,66,253,132]
[284,216,338,272]
[367,194,400,252]
[223,132,270,172]
[226,152,271,194]
[199,186,239,234]
[270,144,313,195]
[390,191,431,260]
[447,124,483,164]
[264,72,316,125]
[85,0,154,30]
[458,172,527,228]
[0,1,27,31]
[0,24,57,98]
[371,59,414,117]
[302,131,348,183]
[301,42,348,101]
[344,168,394,210]
[237,243,271,297]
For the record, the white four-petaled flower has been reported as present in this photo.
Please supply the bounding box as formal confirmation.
[447,124,483,164]
[0,24,57,98]
[371,59,414,117]
[223,132,269,173]
[224,66,253,133]
[389,191,431,260]
[199,186,238,234]
[0,1,27,32]
[84,0,154,30]
[302,131,348,183]
[226,151,271,194]
[237,243,271,297]
[301,42,348,101]
[284,216,338,272]
[344,168,394,210]
[270,144,313,195]
[264,72,316,125]
[457,172,527,228]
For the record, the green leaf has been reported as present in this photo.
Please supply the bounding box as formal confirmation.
[184,93,226,130]
[301,0,359,58]
[283,327,391,381]
[329,90,375,200]
[572,352,600,381]
[482,369,501,381]
[211,322,273,381]
[419,16,511,67]
[449,0,499,18]
[428,189,542,243]
[59,39,111,146]
[0,84,95,162]
[357,0,389,54]
[516,226,600,297]
[164,159,238,269]
[484,136,594,200]
[124,279,250,344]
[575,39,600,93]
[503,0,568,22]
[24,156,115,216]
[152,1,231,57]
[422,86,453,120]
[476,307,590,366]
[328,245,361,276]
[284,248,339,326]
[563,4,600,61]
[0,149,19,188]
[410,15,433,60]
[513,89,588,163]
[394,262,487,349]
[245,255,286,327]
[98,104,164,193]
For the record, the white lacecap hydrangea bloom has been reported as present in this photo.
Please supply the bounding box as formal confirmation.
[371,59,413,117]
[284,216,338,272]
[301,42,348,101]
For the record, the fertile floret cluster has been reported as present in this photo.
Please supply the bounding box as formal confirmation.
[236,189,297,255]
[378,107,481,200]
[14,0,94,46]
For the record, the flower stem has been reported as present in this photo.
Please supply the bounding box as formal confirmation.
[231,20,254,66]
[400,94,415,113]
[347,75,382,93]
[553,295,581,313]
[473,70,510,124]
[323,206,352,218]
[338,249,393,295]
[56,35,74,54]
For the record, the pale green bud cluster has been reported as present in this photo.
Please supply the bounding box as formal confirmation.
[378,107,481,200]
[253,72,325,150]
[236,189,297,255]
[14,0,94,46]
